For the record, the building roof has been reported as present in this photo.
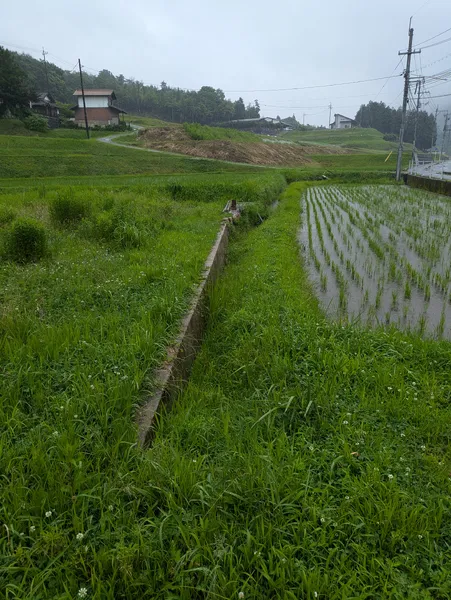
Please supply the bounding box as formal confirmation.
[73,89,117,99]
[334,113,355,122]
[31,92,57,107]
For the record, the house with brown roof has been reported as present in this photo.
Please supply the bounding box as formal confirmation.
[72,89,126,127]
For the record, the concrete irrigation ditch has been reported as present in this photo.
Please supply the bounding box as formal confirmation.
[137,219,231,447]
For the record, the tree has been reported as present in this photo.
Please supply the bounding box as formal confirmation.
[0,46,36,117]
[233,97,246,120]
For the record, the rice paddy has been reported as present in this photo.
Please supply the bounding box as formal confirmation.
[300,185,451,339]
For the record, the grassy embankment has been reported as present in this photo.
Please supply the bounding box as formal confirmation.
[0,134,406,187]
[136,182,450,597]
[0,135,265,179]
[0,174,287,598]
[282,127,412,153]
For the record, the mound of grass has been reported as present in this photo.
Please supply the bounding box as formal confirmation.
[183,122,261,142]
[3,217,48,263]
[50,190,91,225]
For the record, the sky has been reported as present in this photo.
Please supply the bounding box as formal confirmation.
[1,0,451,126]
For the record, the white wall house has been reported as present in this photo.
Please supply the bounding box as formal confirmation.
[72,89,126,127]
[330,113,355,129]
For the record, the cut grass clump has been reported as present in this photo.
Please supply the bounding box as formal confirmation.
[50,190,90,226]
[0,205,16,226]
[3,217,48,263]
[91,202,145,249]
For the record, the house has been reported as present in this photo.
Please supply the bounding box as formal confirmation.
[30,92,59,128]
[330,113,355,130]
[72,89,127,127]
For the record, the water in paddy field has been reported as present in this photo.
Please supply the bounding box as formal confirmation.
[299,185,451,340]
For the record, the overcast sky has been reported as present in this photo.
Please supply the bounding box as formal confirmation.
[1,0,450,126]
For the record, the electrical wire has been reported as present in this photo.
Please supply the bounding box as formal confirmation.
[222,74,402,94]
[414,26,451,48]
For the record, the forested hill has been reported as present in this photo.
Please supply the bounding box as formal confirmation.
[355,101,437,150]
[12,50,260,124]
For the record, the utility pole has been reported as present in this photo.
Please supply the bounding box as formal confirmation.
[396,20,421,181]
[303,113,306,126]
[411,77,424,163]
[440,112,449,162]
[432,106,439,151]
[328,103,333,129]
[42,47,50,93]
[78,59,90,140]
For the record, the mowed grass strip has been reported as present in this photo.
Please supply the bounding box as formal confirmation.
[0,135,265,179]
[0,175,285,599]
[143,183,450,598]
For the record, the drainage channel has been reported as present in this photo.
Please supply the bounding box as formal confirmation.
[137,218,231,447]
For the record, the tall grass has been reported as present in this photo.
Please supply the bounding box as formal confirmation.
[183,122,261,142]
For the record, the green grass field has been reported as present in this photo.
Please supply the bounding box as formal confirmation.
[0,134,268,179]
[2,112,445,597]
[282,127,412,153]
[0,119,110,139]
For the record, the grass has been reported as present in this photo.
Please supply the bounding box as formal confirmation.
[138,182,450,598]
[0,119,111,139]
[1,171,450,597]
[126,115,177,128]
[0,174,285,599]
[282,127,412,153]
[183,122,261,142]
[0,135,267,179]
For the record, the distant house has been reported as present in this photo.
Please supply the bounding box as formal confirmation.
[30,92,59,128]
[72,89,127,127]
[330,113,355,130]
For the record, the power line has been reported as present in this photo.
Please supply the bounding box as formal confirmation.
[223,74,402,94]
[414,26,451,47]
[419,36,451,51]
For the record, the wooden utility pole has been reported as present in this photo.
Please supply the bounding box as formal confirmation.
[328,103,332,129]
[78,59,90,140]
[432,106,439,150]
[411,78,424,162]
[42,47,50,92]
[440,112,449,162]
[396,21,421,181]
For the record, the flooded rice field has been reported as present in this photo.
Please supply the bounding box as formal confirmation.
[299,185,451,340]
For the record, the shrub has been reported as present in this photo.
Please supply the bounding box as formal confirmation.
[0,206,16,226]
[4,218,48,263]
[23,115,49,132]
[50,190,90,225]
[92,201,143,249]
[383,133,398,142]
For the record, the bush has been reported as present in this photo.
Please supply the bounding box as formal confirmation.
[23,115,49,132]
[383,133,398,142]
[50,190,90,225]
[4,218,48,263]
[92,201,143,249]
[0,206,16,226]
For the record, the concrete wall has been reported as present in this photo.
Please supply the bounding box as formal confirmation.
[406,174,451,197]
[137,221,230,447]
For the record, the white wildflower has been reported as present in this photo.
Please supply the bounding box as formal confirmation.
[45,511,52,518]
[78,588,88,599]
[76,533,84,541]
[388,474,394,480]
[30,525,36,532]
[238,593,244,599]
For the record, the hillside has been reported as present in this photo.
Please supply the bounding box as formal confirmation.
[281,127,412,153]
[137,125,351,167]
